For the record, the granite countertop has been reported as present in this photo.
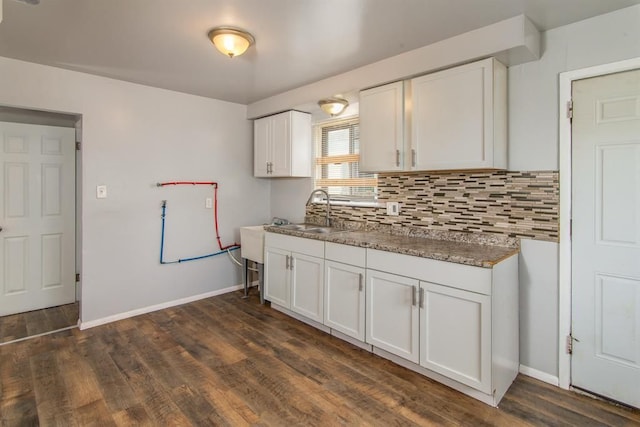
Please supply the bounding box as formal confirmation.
[263,224,519,268]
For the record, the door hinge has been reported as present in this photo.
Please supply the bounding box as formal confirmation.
[76,273,80,282]
[566,334,580,354]
[76,141,81,151]
[566,100,573,120]
[569,218,572,239]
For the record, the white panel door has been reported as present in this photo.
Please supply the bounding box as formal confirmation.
[572,68,640,408]
[359,81,404,172]
[324,261,365,341]
[411,59,490,170]
[270,112,291,177]
[420,282,491,393]
[366,270,419,363]
[0,122,75,316]
[264,247,290,307]
[253,118,270,177]
[290,253,324,322]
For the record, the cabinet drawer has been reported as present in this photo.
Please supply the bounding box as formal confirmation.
[325,242,366,267]
[366,249,492,295]
[265,232,324,258]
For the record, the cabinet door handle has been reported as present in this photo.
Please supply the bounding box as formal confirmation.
[290,257,294,270]
[285,255,290,269]
[412,149,417,167]
[396,149,400,167]
[419,287,424,309]
[412,285,417,306]
[358,273,363,292]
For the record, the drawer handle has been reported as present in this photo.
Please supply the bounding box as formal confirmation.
[412,285,417,306]
[358,273,363,292]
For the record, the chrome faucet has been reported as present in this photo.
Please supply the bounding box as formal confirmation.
[306,189,331,227]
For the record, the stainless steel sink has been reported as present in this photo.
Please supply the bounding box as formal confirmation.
[277,223,347,235]
[278,223,319,231]
[304,227,343,234]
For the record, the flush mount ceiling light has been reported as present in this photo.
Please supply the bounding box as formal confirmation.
[208,26,255,58]
[318,97,349,117]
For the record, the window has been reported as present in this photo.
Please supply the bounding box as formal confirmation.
[314,117,377,203]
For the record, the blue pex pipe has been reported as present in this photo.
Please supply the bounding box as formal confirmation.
[159,200,239,265]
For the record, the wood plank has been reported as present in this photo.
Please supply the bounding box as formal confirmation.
[30,349,74,424]
[0,311,28,343]
[0,291,638,425]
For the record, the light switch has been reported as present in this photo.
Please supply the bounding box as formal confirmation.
[205,198,213,209]
[96,185,107,199]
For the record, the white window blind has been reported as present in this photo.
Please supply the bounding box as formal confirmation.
[315,118,377,201]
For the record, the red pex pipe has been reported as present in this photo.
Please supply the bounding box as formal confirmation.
[157,181,240,251]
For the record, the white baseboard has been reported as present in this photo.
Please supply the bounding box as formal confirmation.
[79,284,244,330]
[519,364,560,386]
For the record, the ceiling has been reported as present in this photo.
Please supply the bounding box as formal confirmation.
[1,0,639,105]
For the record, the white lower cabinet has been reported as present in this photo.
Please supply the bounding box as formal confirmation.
[264,247,291,307]
[264,233,324,323]
[264,233,518,406]
[365,248,518,406]
[420,281,492,394]
[366,270,420,363]
[290,253,324,322]
[324,261,365,341]
[323,243,367,341]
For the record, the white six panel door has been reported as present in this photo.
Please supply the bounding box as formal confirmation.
[571,69,640,408]
[0,122,76,316]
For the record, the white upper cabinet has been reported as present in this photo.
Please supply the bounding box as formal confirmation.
[411,58,506,170]
[359,81,405,172]
[359,58,507,172]
[254,110,312,177]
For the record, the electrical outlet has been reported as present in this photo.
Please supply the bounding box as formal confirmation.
[386,201,399,216]
[205,198,213,209]
[96,185,107,199]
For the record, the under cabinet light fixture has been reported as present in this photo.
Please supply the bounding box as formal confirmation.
[208,26,255,58]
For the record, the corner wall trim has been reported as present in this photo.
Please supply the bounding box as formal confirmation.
[79,284,244,330]
[519,364,560,387]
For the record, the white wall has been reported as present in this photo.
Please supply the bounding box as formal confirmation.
[508,5,640,378]
[0,57,271,324]
[508,5,640,171]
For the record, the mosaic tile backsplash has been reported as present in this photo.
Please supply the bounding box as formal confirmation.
[307,171,559,242]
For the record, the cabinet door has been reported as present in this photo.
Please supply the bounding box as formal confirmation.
[290,253,324,322]
[359,81,404,172]
[264,247,290,307]
[420,281,491,393]
[411,59,492,170]
[366,270,419,363]
[324,261,365,341]
[254,117,271,177]
[270,112,292,177]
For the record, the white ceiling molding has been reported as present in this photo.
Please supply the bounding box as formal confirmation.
[247,15,540,119]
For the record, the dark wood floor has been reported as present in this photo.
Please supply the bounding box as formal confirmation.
[0,302,78,344]
[1,292,639,426]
